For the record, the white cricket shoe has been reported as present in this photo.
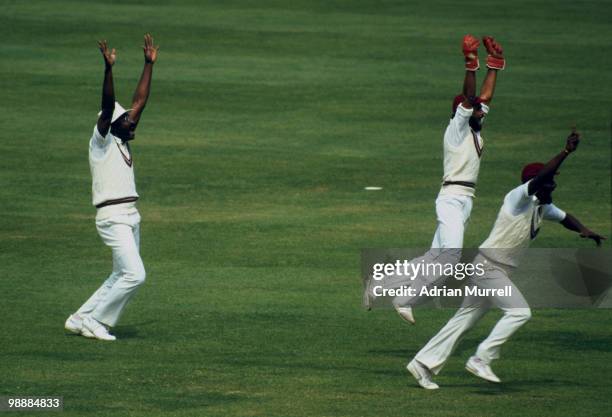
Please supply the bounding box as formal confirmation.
[65,314,95,338]
[83,317,116,341]
[407,359,439,390]
[80,326,95,338]
[394,304,415,324]
[65,314,83,334]
[465,356,501,383]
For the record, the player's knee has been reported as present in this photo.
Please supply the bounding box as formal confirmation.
[509,307,531,323]
[124,263,146,286]
[522,308,532,322]
[134,264,146,286]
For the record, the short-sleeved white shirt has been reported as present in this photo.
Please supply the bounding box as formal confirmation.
[440,103,488,197]
[446,103,474,147]
[504,182,566,221]
[479,181,566,266]
[89,125,138,209]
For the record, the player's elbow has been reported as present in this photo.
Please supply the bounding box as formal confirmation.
[100,107,114,120]
[130,100,146,115]
[478,95,491,105]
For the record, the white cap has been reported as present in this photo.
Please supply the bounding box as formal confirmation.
[98,101,130,123]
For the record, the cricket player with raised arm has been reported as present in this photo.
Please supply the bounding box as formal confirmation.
[64,34,159,341]
[430,34,503,248]
[368,35,506,323]
[407,130,606,389]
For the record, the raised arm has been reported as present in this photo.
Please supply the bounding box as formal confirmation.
[561,213,606,246]
[462,71,476,105]
[460,35,479,108]
[528,129,580,195]
[129,33,159,126]
[97,40,116,136]
[478,69,497,104]
[478,36,504,104]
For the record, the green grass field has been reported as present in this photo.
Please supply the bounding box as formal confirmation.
[1,0,611,416]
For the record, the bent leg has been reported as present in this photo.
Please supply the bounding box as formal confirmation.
[76,270,120,317]
[414,294,489,374]
[91,219,146,327]
[75,220,131,316]
[392,195,471,307]
[432,195,470,250]
[474,269,531,364]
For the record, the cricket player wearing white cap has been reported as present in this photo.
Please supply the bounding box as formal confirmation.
[389,35,506,323]
[64,34,159,341]
[407,130,606,389]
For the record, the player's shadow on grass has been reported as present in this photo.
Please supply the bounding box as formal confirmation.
[446,377,581,395]
[113,319,157,339]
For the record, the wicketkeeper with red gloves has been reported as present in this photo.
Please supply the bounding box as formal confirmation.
[389,35,507,324]
[432,34,505,247]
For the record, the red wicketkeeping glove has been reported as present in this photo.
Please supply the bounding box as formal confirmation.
[483,36,505,70]
[462,34,480,71]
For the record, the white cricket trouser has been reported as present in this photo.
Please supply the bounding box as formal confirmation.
[384,194,473,306]
[414,255,531,374]
[431,193,473,249]
[76,210,146,327]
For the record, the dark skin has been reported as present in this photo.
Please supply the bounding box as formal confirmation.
[462,35,502,130]
[527,130,606,246]
[527,131,579,197]
[97,34,159,142]
[96,40,116,137]
[459,68,498,132]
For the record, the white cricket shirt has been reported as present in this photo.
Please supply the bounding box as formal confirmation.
[439,103,485,198]
[479,181,566,266]
[89,126,139,208]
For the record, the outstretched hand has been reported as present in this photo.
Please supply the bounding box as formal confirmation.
[462,35,480,59]
[462,34,480,71]
[565,128,580,153]
[483,36,503,58]
[580,229,606,246]
[98,40,116,67]
[483,36,505,70]
[143,33,159,64]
